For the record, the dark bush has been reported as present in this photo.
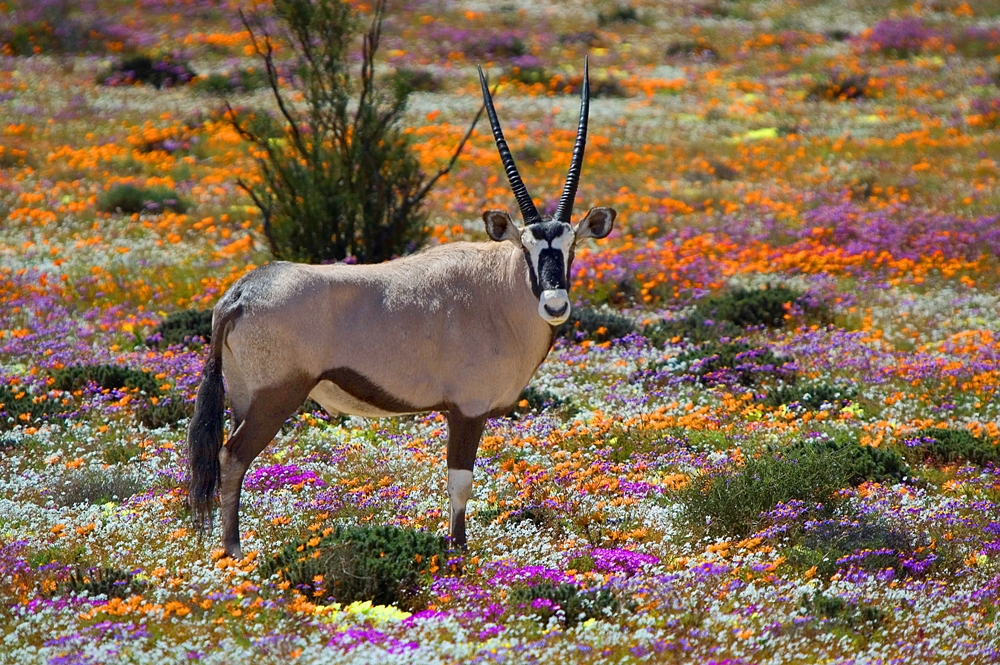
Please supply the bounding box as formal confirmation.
[55,469,146,506]
[136,394,193,429]
[762,380,858,410]
[556,307,636,343]
[0,384,71,433]
[808,72,870,101]
[675,341,792,387]
[97,184,188,215]
[509,581,619,628]
[801,592,886,630]
[507,385,568,418]
[391,67,443,93]
[786,514,933,579]
[57,567,146,599]
[597,5,641,27]
[193,68,266,95]
[665,39,718,59]
[146,309,213,348]
[235,0,478,265]
[679,435,907,538]
[98,53,197,88]
[52,364,160,396]
[260,525,449,609]
[644,285,819,346]
[910,427,1000,467]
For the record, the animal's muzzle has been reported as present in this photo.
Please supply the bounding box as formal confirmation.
[538,289,571,325]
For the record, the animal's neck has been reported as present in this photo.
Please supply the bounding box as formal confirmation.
[496,242,557,355]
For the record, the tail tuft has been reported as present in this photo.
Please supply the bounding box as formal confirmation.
[186,320,227,534]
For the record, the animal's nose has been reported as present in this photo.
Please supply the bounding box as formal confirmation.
[538,289,571,325]
[544,302,568,318]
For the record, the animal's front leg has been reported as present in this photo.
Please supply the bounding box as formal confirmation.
[445,410,486,549]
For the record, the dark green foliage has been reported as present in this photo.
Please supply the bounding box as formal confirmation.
[808,72,870,101]
[52,364,160,396]
[679,436,907,538]
[912,427,1000,467]
[762,380,858,410]
[0,384,71,432]
[55,469,146,506]
[96,184,188,214]
[147,309,213,348]
[694,284,805,329]
[260,525,448,609]
[509,581,619,628]
[102,440,142,465]
[801,592,886,630]
[507,385,567,417]
[57,567,147,599]
[97,53,197,88]
[193,68,266,95]
[391,67,443,93]
[597,5,640,26]
[675,341,791,387]
[644,285,819,346]
[665,39,719,59]
[786,515,916,579]
[236,0,473,264]
[136,394,193,429]
[556,307,636,343]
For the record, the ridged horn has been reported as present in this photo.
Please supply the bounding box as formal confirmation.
[554,57,590,224]
[478,65,541,224]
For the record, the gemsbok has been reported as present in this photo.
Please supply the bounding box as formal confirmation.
[187,60,616,558]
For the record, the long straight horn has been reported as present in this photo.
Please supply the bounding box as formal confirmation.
[478,66,541,224]
[554,57,590,224]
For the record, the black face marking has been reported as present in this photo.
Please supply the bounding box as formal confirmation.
[537,248,567,291]
[528,221,567,242]
[319,367,421,414]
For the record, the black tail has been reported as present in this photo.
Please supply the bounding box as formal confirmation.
[186,309,229,534]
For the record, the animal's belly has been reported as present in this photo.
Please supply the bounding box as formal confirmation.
[309,379,416,418]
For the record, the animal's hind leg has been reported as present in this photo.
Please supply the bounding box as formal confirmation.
[218,379,312,559]
[446,410,486,550]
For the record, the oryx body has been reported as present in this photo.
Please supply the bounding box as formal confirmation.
[187,60,615,558]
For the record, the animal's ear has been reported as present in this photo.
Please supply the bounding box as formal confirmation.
[483,210,522,244]
[574,207,616,241]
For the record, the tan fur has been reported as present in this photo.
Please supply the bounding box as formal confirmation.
[219,241,552,419]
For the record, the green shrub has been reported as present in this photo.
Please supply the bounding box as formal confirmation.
[807,72,871,101]
[644,285,820,346]
[52,364,160,396]
[801,592,886,630]
[136,394,193,429]
[679,436,907,538]
[665,39,719,59]
[146,309,213,348]
[911,427,1000,467]
[392,68,443,93]
[0,384,71,432]
[597,5,641,26]
[675,341,791,387]
[556,307,636,343]
[57,567,147,599]
[507,385,568,418]
[193,68,266,95]
[260,525,449,609]
[509,581,619,628]
[97,53,197,88]
[762,380,858,410]
[55,469,146,506]
[235,0,477,264]
[97,184,188,214]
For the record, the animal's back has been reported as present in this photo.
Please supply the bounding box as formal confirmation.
[217,242,552,418]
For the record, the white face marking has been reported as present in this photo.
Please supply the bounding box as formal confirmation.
[522,223,576,325]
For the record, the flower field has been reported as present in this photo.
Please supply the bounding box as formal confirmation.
[3,0,1000,662]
